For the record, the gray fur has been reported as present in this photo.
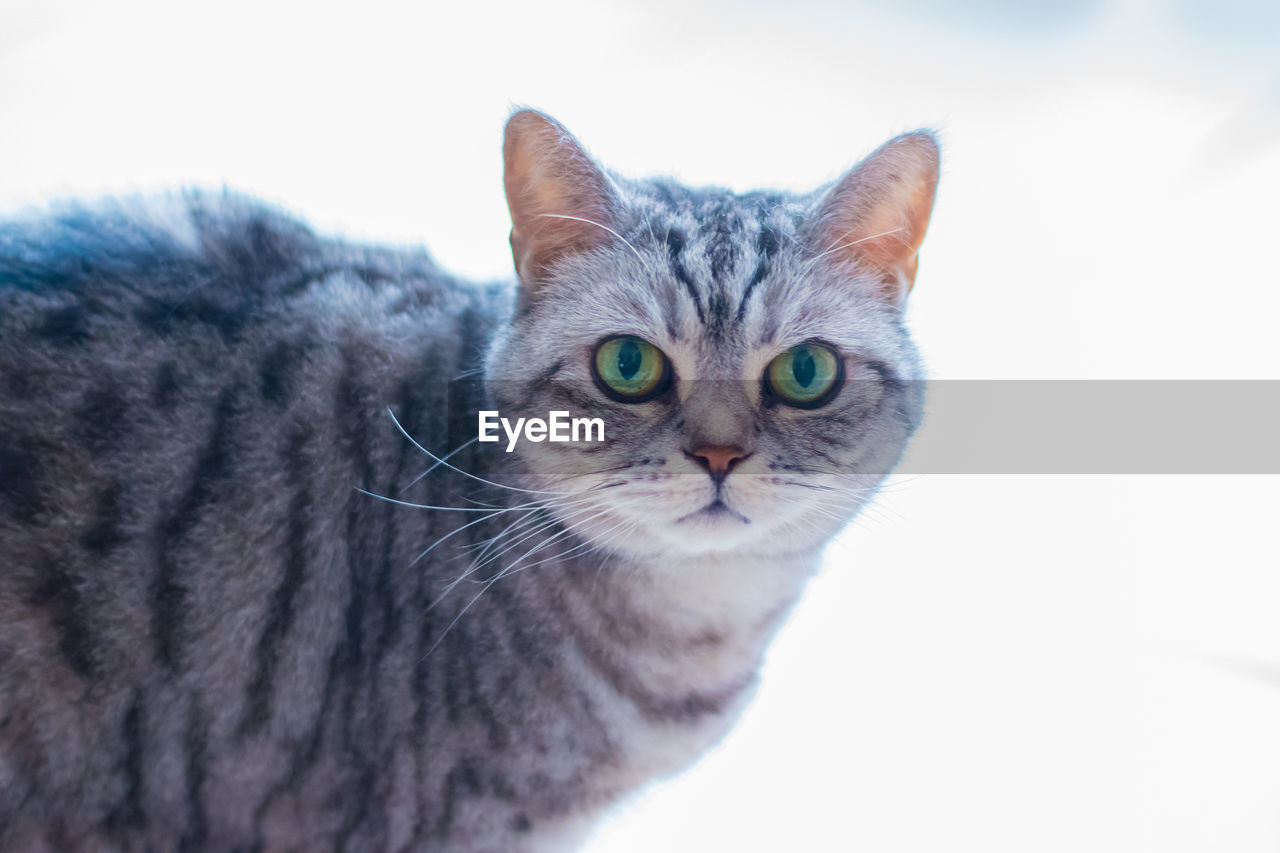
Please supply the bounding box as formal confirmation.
[0,113,936,851]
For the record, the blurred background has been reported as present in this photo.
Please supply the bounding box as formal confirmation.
[2,0,1278,850]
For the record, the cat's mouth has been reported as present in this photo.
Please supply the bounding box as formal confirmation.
[675,497,750,525]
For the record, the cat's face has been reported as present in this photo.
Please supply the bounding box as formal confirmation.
[485,111,937,560]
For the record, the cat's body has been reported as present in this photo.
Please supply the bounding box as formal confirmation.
[0,112,939,850]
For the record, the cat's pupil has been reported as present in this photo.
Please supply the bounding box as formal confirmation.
[792,347,816,387]
[617,339,642,380]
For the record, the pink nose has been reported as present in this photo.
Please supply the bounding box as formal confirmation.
[689,444,750,476]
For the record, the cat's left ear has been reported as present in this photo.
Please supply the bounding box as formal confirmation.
[503,109,621,292]
[808,130,940,307]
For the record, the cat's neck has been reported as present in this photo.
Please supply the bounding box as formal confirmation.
[617,548,820,640]
[520,546,820,793]
[548,546,821,712]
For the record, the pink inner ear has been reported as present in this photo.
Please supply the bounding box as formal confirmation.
[812,131,940,305]
[503,110,620,287]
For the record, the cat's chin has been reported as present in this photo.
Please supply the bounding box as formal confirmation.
[527,468,858,559]
[561,502,838,561]
[668,503,760,551]
[646,519,827,559]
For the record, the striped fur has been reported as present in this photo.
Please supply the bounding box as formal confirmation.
[0,112,937,850]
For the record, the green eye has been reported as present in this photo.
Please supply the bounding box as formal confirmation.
[593,335,671,402]
[765,342,842,408]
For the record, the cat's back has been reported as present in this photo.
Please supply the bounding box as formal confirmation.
[0,191,489,549]
[0,190,496,481]
[0,188,500,598]
[0,190,478,356]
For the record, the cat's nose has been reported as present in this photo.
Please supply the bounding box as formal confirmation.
[686,444,751,479]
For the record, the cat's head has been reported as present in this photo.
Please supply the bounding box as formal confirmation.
[484,109,937,560]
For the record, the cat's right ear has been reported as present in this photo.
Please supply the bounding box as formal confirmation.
[808,130,940,308]
[503,109,621,292]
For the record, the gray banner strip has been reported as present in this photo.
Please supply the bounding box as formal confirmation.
[899,381,1280,474]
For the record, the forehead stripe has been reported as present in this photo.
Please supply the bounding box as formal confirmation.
[664,229,706,326]
[735,225,781,323]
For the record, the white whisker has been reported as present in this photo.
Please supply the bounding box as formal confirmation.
[420,499,642,660]
[410,502,545,566]
[800,226,906,277]
[355,488,508,512]
[401,436,480,492]
[385,407,572,496]
[537,213,645,265]
[427,498,615,611]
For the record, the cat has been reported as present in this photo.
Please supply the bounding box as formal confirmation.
[0,109,939,851]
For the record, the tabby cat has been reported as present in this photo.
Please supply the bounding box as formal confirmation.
[0,110,939,851]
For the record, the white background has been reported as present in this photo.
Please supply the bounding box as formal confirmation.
[3,0,1278,850]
